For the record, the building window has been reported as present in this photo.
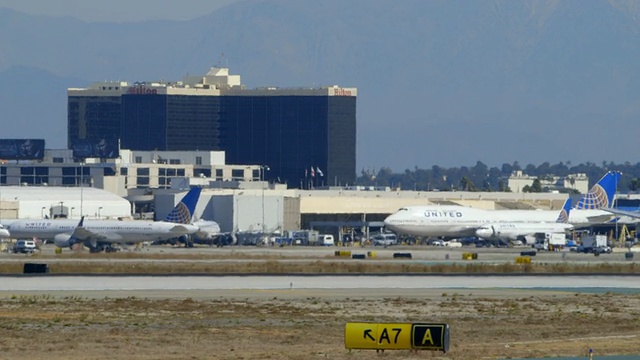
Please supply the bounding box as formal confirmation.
[195,156,202,165]
[169,159,181,165]
[135,156,142,163]
[231,169,244,180]
[137,177,149,186]
[137,168,149,176]
[52,157,64,163]
[177,169,185,176]
[215,169,223,178]
[121,167,128,175]
[20,167,34,175]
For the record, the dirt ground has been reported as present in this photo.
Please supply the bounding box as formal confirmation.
[0,290,639,359]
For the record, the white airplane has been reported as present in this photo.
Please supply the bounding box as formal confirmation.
[0,224,10,238]
[384,171,622,239]
[191,219,222,242]
[5,187,203,252]
[474,199,573,244]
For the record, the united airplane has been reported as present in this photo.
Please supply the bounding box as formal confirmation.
[384,171,621,238]
[6,187,203,252]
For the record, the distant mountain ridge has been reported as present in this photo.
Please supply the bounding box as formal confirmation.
[1,0,640,168]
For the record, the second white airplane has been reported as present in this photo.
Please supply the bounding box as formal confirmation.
[384,171,621,240]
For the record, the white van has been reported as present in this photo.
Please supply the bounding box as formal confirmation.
[372,233,397,246]
[320,234,334,246]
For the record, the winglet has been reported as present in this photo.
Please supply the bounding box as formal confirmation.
[575,171,621,209]
[163,187,202,224]
[555,198,571,223]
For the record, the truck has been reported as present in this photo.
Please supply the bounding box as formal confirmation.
[289,230,319,246]
[534,233,567,251]
[578,234,610,254]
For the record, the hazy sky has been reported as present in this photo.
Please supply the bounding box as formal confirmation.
[0,0,242,22]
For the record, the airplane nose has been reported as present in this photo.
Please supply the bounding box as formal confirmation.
[0,229,10,238]
[383,215,396,228]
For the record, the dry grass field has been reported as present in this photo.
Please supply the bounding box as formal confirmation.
[0,291,639,359]
[1,248,639,359]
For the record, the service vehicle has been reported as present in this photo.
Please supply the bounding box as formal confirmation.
[13,240,37,254]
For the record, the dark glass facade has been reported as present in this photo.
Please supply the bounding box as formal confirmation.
[68,92,356,187]
[68,96,121,148]
[120,95,168,150]
[218,95,355,187]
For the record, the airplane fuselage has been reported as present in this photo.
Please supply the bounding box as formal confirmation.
[384,205,612,237]
[6,219,197,243]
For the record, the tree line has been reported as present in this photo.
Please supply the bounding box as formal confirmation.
[355,161,640,193]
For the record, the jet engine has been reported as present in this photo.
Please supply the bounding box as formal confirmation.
[53,234,79,249]
[475,225,498,240]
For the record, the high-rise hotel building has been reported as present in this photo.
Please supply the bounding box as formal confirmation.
[68,68,357,187]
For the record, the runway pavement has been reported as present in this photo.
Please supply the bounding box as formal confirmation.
[1,244,639,301]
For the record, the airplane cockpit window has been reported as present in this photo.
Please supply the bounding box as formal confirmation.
[398,208,408,211]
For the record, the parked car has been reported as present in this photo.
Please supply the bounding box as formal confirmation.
[431,240,445,246]
[13,240,37,254]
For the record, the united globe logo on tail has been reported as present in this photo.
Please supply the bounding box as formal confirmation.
[575,171,621,210]
[163,187,202,224]
[165,202,192,224]
[555,198,572,223]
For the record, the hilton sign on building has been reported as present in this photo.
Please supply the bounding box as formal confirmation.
[68,67,357,188]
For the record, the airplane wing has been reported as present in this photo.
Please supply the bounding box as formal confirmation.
[71,218,123,242]
[72,227,123,242]
[170,224,197,234]
[602,207,640,219]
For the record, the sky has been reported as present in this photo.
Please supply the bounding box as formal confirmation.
[0,0,242,22]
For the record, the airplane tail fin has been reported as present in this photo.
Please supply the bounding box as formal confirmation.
[163,187,202,224]
[555,198,572,223]
[575,171,621,209]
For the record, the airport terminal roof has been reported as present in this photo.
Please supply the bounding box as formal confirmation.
[0,186,132,220]
[0,186,124,202]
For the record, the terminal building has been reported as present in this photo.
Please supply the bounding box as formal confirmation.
[67,67,357,187]
[0,149,260,197]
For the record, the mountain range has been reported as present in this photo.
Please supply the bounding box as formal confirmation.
[1,0,640,171]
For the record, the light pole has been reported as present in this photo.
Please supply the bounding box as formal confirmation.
[260,165,270,233]
[97,207,103,219]
[80,162,84,219]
